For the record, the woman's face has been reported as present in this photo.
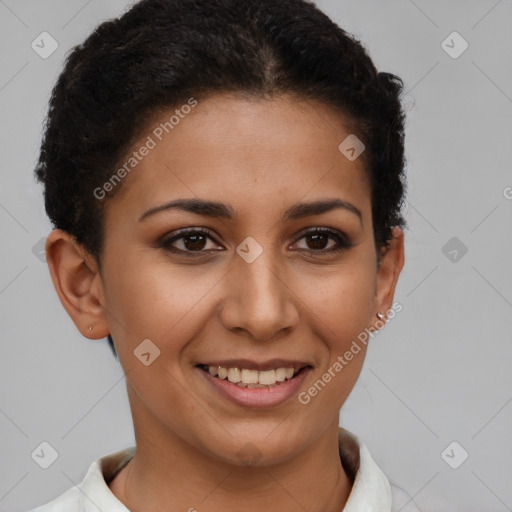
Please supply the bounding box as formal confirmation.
[89,94,403,464]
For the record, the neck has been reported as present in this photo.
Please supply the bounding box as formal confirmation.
[109,391,353,512]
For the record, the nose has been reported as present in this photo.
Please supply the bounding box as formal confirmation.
[219,251,300,342]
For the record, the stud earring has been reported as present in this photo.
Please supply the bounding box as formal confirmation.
[88,325,93,331]
[376,312,385,320]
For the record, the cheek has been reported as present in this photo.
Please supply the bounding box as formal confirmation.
[301,262,376,345]
[298,267,374,414]
[102,260,213,429]
[101,253,222,354]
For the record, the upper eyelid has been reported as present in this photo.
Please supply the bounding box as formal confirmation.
[163,227,219,243]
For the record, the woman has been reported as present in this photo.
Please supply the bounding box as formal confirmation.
[30,0,408,510]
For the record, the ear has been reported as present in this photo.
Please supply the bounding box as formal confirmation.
[371,227,405,329]
[45,229,110,339]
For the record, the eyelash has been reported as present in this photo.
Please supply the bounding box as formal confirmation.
[159,227,355,256]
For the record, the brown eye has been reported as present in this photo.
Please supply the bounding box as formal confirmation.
[293,228,354,254]
[182,233,208,251]
[160,228,223,255]
[305,232,330,250]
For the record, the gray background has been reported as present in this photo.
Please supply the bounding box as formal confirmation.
[1,1,511,510]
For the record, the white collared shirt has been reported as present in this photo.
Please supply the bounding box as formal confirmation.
[27,428,420,512]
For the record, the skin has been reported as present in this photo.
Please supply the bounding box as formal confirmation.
[45,94,404,512]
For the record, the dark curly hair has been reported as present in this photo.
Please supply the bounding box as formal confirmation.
[35,0,408,359]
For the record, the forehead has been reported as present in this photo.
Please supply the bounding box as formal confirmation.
[106,94,371,221]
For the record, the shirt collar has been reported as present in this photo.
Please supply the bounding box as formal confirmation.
[79,428,391,511]
[80,447,134,512]
[338,428,392,511]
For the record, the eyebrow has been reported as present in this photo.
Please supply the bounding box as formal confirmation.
[138,198,363,225]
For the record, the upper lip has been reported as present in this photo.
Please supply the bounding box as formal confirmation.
[197,358,312,372]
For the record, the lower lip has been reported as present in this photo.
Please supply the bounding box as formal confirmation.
[196,367,311,408]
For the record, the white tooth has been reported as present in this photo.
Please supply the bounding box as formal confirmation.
[275,368,286,382]
[241,369,259,384]
[258,369,277,385]
[208,366,218,376]
[217,367,228,379]
[227,368,242,383]
[285,367,294,379]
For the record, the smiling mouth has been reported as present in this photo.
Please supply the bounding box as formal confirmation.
[196,364,311,388]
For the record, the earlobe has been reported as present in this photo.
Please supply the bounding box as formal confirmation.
[372,227,405,328]
[45,229,110,339]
